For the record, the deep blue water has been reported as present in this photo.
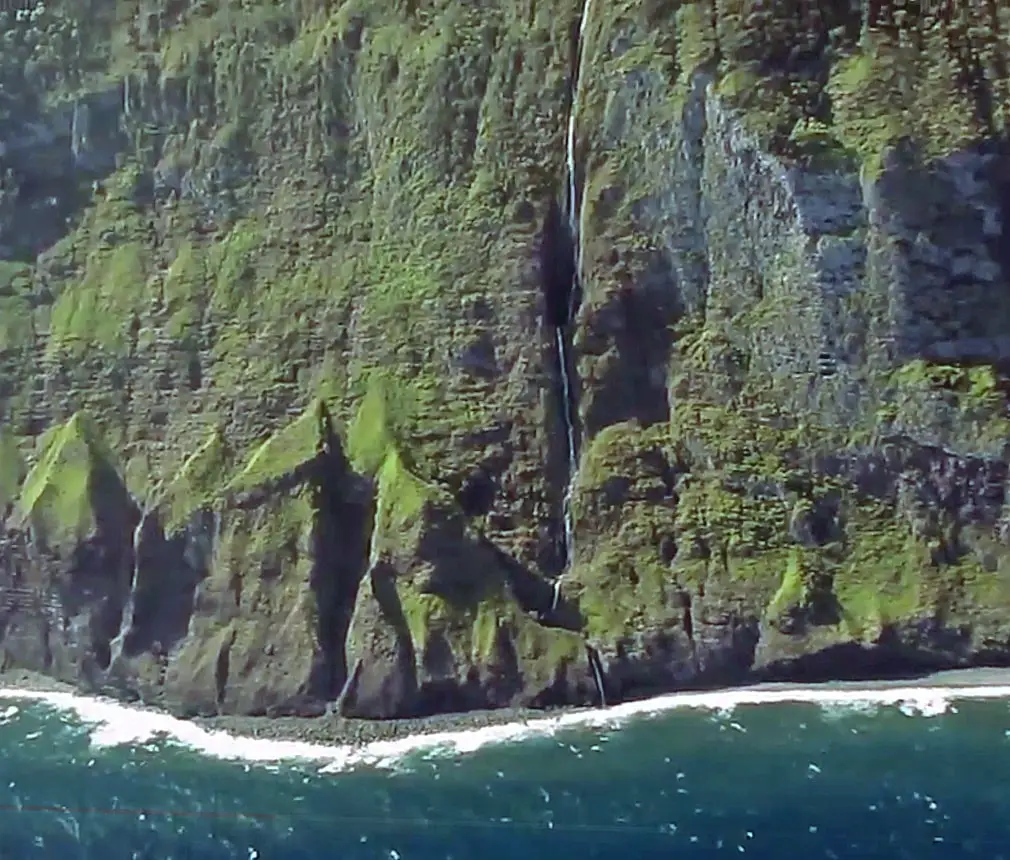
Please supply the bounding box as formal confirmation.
[0,685,1009,858]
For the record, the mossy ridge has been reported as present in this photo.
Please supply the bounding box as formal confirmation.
[346,376,399,476]
[16,411,122,545]
[766,548,805,620]
[373,448,444,554]
[226,398,332,495]
[346,372,458,557]
[159,428,233,535]
[346,354,491,494]
[158,395,339,536]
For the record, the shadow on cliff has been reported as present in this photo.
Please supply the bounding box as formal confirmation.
[539,198,577,327]
[579,251,683,438]
[0,90,129,264]
[116,509,213,666]
[309,429,374,702]
[106,412,374,714]
[61,460,137,690]
[754,621,989,685]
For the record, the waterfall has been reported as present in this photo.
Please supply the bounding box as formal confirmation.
[586,643,607,708]
[555,325,578,558]
[552,0,593,612]
[567,0,592,293]
[110,507,147,664]
[110,482,162,665]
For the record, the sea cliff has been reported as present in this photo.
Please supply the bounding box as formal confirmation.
[0,0,1009,720]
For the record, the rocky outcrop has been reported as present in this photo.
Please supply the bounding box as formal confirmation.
[0,1,1008,718]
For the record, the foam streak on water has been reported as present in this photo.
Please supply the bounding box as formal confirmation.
[2,679,1010,858]
[0,681,1006,773]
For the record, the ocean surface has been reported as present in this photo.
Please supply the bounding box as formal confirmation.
[0,684,1008,858]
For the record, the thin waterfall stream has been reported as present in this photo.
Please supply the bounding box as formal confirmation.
[110,508,148,664]
[111,484,162,665]
[547,0,608,710]
[551,0,593,612]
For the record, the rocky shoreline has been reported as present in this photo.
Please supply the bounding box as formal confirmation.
[1,666,1010,751]
[0,668,585,747]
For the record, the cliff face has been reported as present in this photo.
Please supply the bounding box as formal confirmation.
[0,0,1008,718]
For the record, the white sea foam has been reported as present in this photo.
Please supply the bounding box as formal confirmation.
[0,680,1006,773]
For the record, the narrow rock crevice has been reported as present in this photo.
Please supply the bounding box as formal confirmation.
[214,630,234,711]
[680,590,695,649]
[310,407,373,703]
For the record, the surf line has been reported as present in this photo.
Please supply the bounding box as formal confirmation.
[551,0,593,614]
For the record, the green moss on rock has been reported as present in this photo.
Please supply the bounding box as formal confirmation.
[227,398,331,495]
[17,411,120,545]
[47,241,147,357]
[373,448,444,554]
[347,378,398,476]
[570,421,679,639]
[0,428,25,514]
[159,428,232,535]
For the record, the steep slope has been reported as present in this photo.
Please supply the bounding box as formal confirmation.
[0,1,1006,717]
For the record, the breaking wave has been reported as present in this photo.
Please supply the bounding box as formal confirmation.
[0,678,1006,773]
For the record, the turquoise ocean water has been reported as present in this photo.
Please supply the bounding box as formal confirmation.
[0,684,1008,858]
